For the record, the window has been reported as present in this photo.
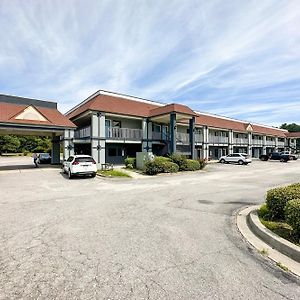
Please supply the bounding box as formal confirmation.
[152,124,161,132]
[105,119,111,127]
[67,156,74,162]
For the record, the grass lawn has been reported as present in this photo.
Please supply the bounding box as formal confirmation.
[260,218,300,246]
[97,169,131,178]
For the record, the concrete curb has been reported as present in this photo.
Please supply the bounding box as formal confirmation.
[237,205,300,277]
[247,210,300,263]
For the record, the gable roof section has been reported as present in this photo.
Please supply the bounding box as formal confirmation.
[0,102,76,128]
[286,132,300,138]
[149,103,196,117]
[66,93,160,119]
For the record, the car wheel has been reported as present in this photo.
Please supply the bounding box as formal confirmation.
[91,173,96,178]
[238,160,244,165]
[220,159,225,164]
[68,169,73,179]
[280,158,284,162]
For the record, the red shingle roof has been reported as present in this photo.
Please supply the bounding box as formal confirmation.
[149,103,196,117]
[66,92,291,137]
[0,102,76,128]
[286,132,300,138]
[67,94,160,119]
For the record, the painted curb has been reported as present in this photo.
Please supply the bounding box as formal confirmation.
[247,210,300,263]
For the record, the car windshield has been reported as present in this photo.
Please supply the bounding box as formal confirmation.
[40,154,50,158]
[75,157,94,163]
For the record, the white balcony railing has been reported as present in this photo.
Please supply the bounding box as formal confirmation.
[278,141,285,147]
[252,139,263,146]
[176,132,190,144]
[233,137,248,144]
[74,126,91,138]
[195,134,203,143]
[152,131,169,140]
[106,127,143,140]
[266,140,276,146]
[209,135,229,144]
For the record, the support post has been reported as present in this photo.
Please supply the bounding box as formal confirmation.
[51,135,61,164]
[142,118,152,152]
[63,129,74,160]
[228,130,233,154]
[203,126,209,159]
[262,135,267,155]
[248,132,252,156]
[189,117,195,159]
[91,112,105,168]
[169,113,176,154]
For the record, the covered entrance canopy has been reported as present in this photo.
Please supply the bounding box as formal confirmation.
[0,94,76,164]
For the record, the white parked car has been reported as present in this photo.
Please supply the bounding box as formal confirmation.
[63,155,97,179]
[219,153,252,165]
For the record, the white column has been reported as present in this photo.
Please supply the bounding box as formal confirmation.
[91,112,105,168]
[275,137,278,151]
[63,129,74,160]
[203,126,209,159]
[228,130,233,154]
[247,132,252,156]
[262,135,267,155]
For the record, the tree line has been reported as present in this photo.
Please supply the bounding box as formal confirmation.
[0,135,52,155]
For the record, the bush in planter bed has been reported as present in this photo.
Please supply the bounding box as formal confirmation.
[180,159,201,171]
[284,199,300,237]
[124,157,136,169]
[266,184,300,220]
[169,153,187,170]
[198,159,207,170]
[145,156,179,175]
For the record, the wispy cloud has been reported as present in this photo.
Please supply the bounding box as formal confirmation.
[0,0,300,125]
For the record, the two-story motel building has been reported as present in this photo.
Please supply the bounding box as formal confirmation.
[65,90,298,166]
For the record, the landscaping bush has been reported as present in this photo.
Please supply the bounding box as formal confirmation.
[180,159,201,171]
[163,161,179,173]
[169,153,187,170]
[266,184,300,220]
[198,159,207,170]
[258,203,271,220]
[124,157,136,169]
[284,199,300,237]
[145,156,178,175]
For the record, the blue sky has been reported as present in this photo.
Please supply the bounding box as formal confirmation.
[0,0,300,126]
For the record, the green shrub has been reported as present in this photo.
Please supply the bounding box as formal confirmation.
[145,156,178,175]
[163,161,179,173]
[180,159,201,171]
[124,157,136,169]
[258,203,271,220]
[198,159,207,170]
[285,199,300,237]
[266,185,300,220]
[169,153,187,170]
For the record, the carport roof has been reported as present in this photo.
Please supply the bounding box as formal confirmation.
[0,101,76,128]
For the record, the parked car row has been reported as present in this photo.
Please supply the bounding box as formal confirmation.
[259,152,298,162]
[219,151,299,165]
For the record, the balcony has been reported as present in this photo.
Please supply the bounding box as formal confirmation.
[74,126,91,138]
[233,137,248,145]
[106,127,143,140]
[195,133,203,143]
[152,131,169,141]
[208,135,229,144]
[266,140,276,146]
[252,139,263,146]
[278,141,285,147]
[176,132,190,144]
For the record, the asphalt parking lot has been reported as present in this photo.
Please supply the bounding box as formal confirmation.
[1,159,300,299]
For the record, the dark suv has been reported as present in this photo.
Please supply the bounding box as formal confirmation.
[259,152,291,162]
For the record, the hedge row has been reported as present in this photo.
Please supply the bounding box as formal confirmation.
[124,157,136,169]
[263,183,300,237]
[145,154,206,175]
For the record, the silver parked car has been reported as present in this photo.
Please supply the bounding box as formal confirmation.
[219,153,252,165]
